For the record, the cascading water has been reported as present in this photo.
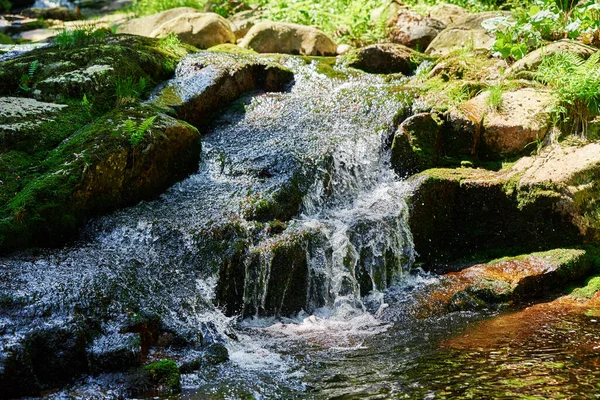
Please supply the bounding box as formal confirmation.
[0,52,418,397]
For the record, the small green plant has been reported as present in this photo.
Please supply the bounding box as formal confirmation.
[115,76,148,104]
[19,60,39,92]
[486,84,504,112]
[123,116,157,146]
[0,0,11,12]
[535,51,600,135]
[54,27,108,49]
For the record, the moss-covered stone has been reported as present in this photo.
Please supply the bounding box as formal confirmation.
[571,275,600,299]
[0,102,201,252]
[0,33,193,103]
[143,359,181,393]
[433,247,600,313]
[407,168,582,264]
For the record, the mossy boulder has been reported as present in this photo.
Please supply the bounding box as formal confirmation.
[0,102,201,252]
[0,34,193,103]
[343,43,422,74]
[391,112,445,176]
[407,168,581,264]
[447,248,599,311]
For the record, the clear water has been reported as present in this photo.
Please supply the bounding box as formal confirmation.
[2,52,600,399]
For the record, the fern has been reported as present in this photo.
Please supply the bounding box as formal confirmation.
[125,116,157,146]
[18,59,39,92]
[535,51,600,136]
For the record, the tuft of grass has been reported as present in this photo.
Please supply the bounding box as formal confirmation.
[486,84,504,112]
[53,27,108,49]
[535,51,600,136]
[115,76,148,104]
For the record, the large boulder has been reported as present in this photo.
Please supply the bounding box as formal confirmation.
[239,21,337,56]
[0,102,201,252]
[116,7,197,36]
[0,34,201,253]
[426,11,510,56]
[343,43,421,74]
[388,8,445,51]
[426,3,468,26]
[0,34,191,102]
[505,39,597,78]
[228,8,262,39]
[148,12,236,49]
[449,88,555,158]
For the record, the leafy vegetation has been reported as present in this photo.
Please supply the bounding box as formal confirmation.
[535,51,600,135]
[115,76,148,104]
[488,0,600,60]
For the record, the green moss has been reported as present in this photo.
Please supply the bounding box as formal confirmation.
[571,275,600,299]
[0,34,192,103]
[0,33,13,45]
[208,43,257,54]
[144,359,181,393]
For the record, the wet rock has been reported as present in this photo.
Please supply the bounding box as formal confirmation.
[116,7,198,36]
[407,168,581,264]
[343,43,421,74]
[148,12,236,49]
[445,248,597,311]
[152,51,294,128]
[449,88,554,158]
[21,6,82,20]
[0,324,90,397]
[388,8,445,51]
[505,39,597,78]
[179,343,229,372]
[391,112,444,176]
[240,21,337,56]
[216,225,319,317]
[426,11,510,56]
[17,27,55,42]
[228,8,261,40]
[88,332,142,372]
[426,3,468,26]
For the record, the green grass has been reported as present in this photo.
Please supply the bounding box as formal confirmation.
[54,27,108,49]
[486,84,504,112]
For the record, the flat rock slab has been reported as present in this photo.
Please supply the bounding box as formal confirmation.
[414,248,596,314]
